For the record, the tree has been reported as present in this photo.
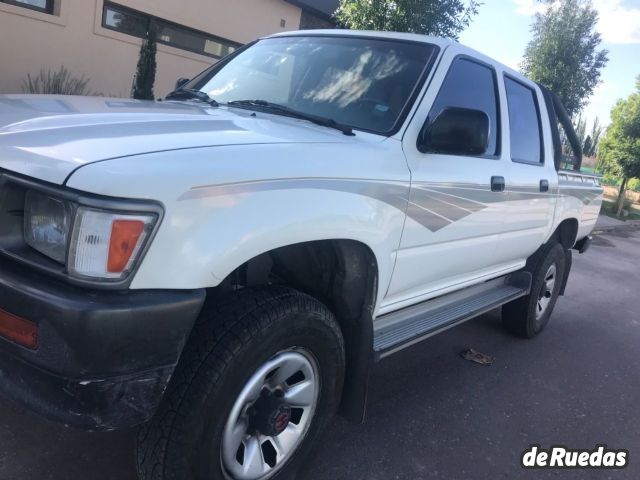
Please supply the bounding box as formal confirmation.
[583,135,593,158]
[598,76,640,216]
[132,28,157,100]
[575,116,602,157]
[521,0,608,118]
[335,0,480,39]
[586,117,603,157]
[575,114,587,148]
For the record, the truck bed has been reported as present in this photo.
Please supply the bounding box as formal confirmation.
[558,170,603,239]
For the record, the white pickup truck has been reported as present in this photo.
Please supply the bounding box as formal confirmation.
[0,30,602,480]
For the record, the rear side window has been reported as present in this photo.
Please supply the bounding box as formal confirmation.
[428,57,500,156]
[505,77,543,164]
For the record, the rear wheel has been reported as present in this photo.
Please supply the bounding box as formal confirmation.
[502,242,567,338]
[136,286,344,480]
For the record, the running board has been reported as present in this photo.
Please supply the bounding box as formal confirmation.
[373,272,531,359]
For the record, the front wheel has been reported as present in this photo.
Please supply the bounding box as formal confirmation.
[220,347,320,479]
[136,286,345,480]
[502,242,567,338]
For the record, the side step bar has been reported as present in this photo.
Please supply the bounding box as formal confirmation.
[373,272,531,359]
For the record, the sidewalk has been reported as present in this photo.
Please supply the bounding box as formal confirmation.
[594,214,640,232]
[596,214,626,229]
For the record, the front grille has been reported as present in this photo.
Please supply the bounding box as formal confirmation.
[0,174,27,250]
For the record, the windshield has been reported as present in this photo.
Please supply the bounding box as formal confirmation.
[187,36,437,135]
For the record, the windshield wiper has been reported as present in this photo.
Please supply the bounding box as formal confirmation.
[165,88,219,107]
[227,99,354,136]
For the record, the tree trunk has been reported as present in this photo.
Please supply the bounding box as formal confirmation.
[616,177,628,217]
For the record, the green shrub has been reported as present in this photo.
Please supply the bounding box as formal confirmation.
[601,174,620,187]
[628,178,640,192]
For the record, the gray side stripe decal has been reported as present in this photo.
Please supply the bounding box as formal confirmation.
[416,187,486,212]
[559,188,601,205]
[406,200,452,231]
[179,178,601,233]
[179,178,409,212]
[426,185,508,204]
[405,187,488,231]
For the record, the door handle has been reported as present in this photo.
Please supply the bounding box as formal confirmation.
[540,179,549,192]
[491,176,505,192]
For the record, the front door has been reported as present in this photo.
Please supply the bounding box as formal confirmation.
[382,48,516,313]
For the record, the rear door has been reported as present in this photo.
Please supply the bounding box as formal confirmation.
[497,74,557,266]
[383,46,516,313]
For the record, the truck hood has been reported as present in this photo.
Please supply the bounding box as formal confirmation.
[0,95,357,185]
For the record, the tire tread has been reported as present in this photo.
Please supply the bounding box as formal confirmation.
[136,286,343,480]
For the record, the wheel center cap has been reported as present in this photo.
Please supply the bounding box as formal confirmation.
[272,406,291,435]
[249,393,291,437]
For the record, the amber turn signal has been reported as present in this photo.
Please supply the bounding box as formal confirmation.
[107,219,145,273]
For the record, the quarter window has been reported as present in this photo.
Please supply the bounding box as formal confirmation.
[428,57,500,156]
[1,0,54,14]
[505,77,543,164]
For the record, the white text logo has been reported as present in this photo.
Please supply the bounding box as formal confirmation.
[521,445,628,469]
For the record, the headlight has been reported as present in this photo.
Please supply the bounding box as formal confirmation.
[24,190,72,264]
[23,189,158,281]
[69,208,157,280]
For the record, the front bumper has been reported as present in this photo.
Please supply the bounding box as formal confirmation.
[0,256,205,431]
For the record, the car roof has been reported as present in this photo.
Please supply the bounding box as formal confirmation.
[267,29,454,49]
[266,29,531,85]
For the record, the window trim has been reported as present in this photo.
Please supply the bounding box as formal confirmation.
[503,73,545,166]
[423,54,502,160]
[101,1,241,59]
[1,0,53,14]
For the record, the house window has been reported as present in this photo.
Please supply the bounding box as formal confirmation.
[154,19,236,58]
[103,3,149,38]
[1,0,54,14]
[102,2,239,59]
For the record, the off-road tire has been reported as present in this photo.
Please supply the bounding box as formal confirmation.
[502,242,567,338]
[136,286,345,480]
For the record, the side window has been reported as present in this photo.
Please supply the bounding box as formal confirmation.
[428,57,500,156]
[504,77,543,164]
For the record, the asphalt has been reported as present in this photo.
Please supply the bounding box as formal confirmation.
[1,227,639,480]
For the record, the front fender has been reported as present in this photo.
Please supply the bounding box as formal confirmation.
[65,142,410,312]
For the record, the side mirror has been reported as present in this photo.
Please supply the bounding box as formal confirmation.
[174,77,190,90]
[418,107,490,156]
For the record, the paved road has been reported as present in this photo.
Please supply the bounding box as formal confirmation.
[1,228,639,480]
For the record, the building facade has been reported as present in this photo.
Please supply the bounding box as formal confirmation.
[288,0,338,29]
[0,0,337,98]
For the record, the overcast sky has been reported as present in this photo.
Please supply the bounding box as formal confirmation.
[458,0,640,126]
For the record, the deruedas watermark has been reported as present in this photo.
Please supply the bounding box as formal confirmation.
[521,445,629,469]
